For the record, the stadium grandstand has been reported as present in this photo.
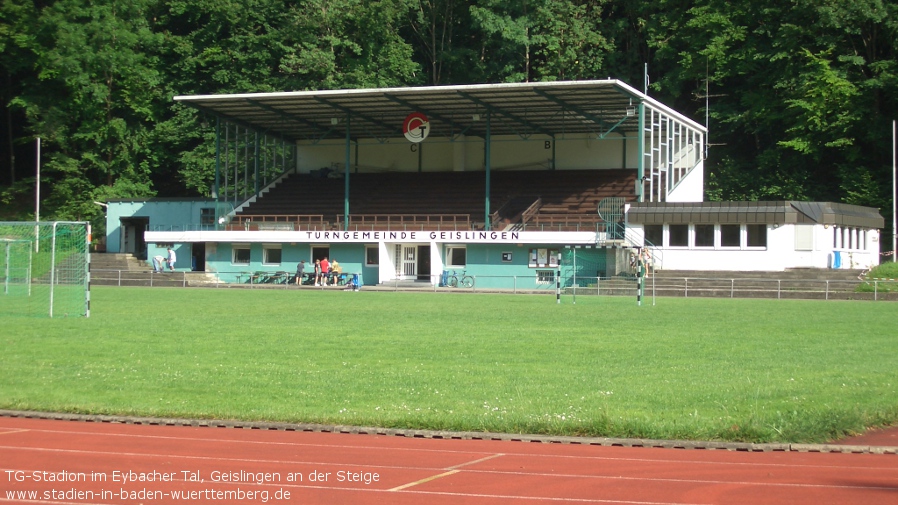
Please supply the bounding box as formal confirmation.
[122,80,880,288]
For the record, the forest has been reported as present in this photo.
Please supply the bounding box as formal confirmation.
[1,0,896,248]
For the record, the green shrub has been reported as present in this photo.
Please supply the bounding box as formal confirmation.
[857,261,898,292]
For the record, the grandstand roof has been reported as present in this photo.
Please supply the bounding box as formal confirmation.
[175,80,705,142]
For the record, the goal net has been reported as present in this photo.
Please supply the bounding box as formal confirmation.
[0,222,90,318]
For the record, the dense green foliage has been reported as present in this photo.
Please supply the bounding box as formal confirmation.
[1,0,896,244]
[2,287,896,443]
[857,260,898,292]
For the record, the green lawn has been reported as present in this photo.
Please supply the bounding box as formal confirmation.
[1,286,895,443]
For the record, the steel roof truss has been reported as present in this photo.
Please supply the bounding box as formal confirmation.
[313,97,401,137]
[382,93,483,140]
[457,91,554,138]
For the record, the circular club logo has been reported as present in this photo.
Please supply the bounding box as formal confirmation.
[403,112,430,143]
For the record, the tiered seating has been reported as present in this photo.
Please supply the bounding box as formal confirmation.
[233,169,636,231]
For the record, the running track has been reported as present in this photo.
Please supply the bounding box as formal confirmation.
[1,414,896,505]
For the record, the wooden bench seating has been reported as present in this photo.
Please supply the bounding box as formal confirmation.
[234,169,636,230]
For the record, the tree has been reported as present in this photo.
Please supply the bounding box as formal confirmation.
[405,0,476,85]
[14,0,163,223]
[0,0,40,192]
[646,0,898,217]
[278,0,420,90]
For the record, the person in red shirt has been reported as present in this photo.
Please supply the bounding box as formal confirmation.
[318,257,330,286]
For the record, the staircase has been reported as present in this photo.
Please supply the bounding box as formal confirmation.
[90,253,151,272]
[90,253,184,287]
[647,269,867,300]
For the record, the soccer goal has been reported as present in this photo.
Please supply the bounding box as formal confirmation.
[0,221,90,318]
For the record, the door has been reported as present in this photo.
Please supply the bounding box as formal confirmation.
[119,217,148,259]
[192,242,206,271]
[416,245,431,280]
[401,245,417,279]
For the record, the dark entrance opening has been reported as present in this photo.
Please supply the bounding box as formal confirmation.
[119,217,149,260]
[192,242,206,271]
[417,245,430,281]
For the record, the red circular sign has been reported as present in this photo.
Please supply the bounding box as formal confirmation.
[403,112,430,143]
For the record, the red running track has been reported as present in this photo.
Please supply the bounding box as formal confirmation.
[1,416,896,505]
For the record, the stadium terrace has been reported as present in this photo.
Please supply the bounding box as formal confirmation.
[100,80,881,289]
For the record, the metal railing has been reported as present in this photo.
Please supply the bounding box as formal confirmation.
[88,269,898,300]
[336,214,471,231]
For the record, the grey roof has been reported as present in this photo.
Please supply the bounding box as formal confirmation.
[174,80,705,142]
[628,201,884,229]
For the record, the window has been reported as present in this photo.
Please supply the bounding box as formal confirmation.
[536,270,555,284]
[365,246,379,265]
[263,245,282,265]
[529,248,559,268]
[720,225,740,247]
[232,244,250,265]
[668,225,688,247]
[200,208,215,227]
[794,225,814,251]
[746,224,767,248]
[446,246,466,267]
[311,246,329,263]
[694,224,714,248]
[644,225,663,247]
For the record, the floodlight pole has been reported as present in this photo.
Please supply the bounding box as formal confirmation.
[892,119,898,262]
[35,137,40,253]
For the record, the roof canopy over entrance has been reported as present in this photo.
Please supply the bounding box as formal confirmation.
[175,80,704,142]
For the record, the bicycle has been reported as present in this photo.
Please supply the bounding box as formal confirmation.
[446,269,474,288]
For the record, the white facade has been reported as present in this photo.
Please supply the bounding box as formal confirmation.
[629,223,881,272]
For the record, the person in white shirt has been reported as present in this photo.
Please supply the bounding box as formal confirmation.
[166,247,177,272]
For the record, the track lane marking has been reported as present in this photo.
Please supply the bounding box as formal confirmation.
[447,453,505,469]
[0,429,28,436]
[390,453,505,491]
[389,469,460,491]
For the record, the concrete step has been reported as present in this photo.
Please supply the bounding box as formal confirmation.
[653,269,865,282]
[90,271,187,287]
[90,253,152,272]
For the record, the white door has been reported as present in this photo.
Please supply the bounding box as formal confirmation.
[399,245,417,279]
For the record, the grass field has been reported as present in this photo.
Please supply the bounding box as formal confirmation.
[1,286,896,443]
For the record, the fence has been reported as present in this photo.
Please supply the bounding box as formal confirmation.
[88,269,898,301]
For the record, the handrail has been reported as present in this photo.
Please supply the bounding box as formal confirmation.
[228,214,327,231]
[490,197,542,230]
[518,197,543,227]
[337,214,471,231]
[234,214,325,224]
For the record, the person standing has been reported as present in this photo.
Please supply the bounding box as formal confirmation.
[313,259,321,286]
[319,256,330,286]
[166,247,177,272]
[330,258,342,285]
[295,260,306,285]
